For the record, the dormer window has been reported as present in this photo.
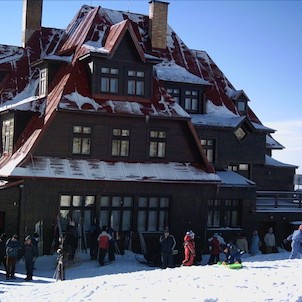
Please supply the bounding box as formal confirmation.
[236,100,247,113]
[167,88,180,103]
[100,67,119,93]
[39,68,48,97]
[127,70,145,96]
[184,90,198,112]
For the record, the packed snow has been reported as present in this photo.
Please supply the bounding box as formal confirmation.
[0,249,301,302]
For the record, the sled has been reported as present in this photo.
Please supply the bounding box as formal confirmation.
[217,261,243,270]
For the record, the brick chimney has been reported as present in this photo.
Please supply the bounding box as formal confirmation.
[22,0,43,47]
[149,0,169,49]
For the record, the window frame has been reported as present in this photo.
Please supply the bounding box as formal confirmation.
[207,199,241,228]
[148,130,167,158]
[111,128,130,158]
[127,69,145,96]
[200,138,215,163]
[72,125,92,155]
[2,117,14,154]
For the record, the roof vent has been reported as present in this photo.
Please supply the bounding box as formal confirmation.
[149,0,169,50]
[22,0,43,47]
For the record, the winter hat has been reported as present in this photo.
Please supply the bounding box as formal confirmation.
[33,232,39,238]
[164,228,169,233]
[25,235,31,241]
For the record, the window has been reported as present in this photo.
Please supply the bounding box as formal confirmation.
[59,195,95,232]
[99,196,133,231]
[200,139,215,163]
[236,100,246,113]
[184,90,198,111]
[39,68,48,96]
[111,128,130,157]
[137,197,169,232]
[127,70,144,96]
[100,67,119,93]
[167,88,180,103]
[72,126,91,155]
[207,199,240,228]
[2,118,14,153]
[149,130,166,158]
[234,126,247,141]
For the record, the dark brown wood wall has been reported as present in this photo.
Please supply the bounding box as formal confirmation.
[195,127,266,169]
[33,112,201,162]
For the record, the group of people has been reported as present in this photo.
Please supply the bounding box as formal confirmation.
[159,224,302,269]
[0,232,39,281]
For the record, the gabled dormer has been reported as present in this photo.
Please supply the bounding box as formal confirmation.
[32,55,72,98]
[231,90,250,114]
[80,19,153,101]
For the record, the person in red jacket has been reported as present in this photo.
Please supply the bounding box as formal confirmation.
[208,234,222,265]
[97,226,111,266]
[182,230,195,266]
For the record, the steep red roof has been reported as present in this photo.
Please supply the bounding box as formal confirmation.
[0,4,268,176]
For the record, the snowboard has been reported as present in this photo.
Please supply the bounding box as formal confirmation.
[217,261,243,269]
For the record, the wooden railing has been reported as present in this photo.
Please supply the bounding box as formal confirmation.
[256,191,302,211]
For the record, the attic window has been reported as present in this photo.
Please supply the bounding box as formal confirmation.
[234,126,247,141]
[149,130,166,158]
[184,90,199,112]
[236,100,247,113]
[39,68,48,96]
[127,70,144,96]
[100,67,119,93]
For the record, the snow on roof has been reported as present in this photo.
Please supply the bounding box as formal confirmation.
[265,155,297,169]
[4,156,221,183]
[0,80,41,113]
[190,100,245,128]
[216,170,255,187]
[155,62,210,85]
[190,100,273,131]
[59,91,190,118]
[266,134,284,149]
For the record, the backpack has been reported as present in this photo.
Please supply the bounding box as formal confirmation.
[98,235,109,249]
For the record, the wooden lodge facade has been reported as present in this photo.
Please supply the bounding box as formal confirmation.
[0,0,298,257]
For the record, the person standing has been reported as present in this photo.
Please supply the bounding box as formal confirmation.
[236,232,249,254]
[159,228,176,269]
[107,226,116,262]
[182,230,195,266]
[88,218,101,260]
[0,233,7,270]
[208,234,222,265]
[287,224,302,259]
[32,232,39,269]
[5,234,20,280]
[97,226,111,266]
[22,235,39,281]
[250,230,262,255]
[264,227,276,254]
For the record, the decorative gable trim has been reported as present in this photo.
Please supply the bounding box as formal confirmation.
[104,19,146,62]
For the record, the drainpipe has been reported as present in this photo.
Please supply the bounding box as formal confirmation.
[17,184,24,236]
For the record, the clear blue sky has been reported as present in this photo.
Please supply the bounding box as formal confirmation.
[0,0,301,174]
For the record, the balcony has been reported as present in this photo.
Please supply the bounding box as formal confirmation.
[256,191,302,212]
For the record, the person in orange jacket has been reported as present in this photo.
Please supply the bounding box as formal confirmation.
[182,230,195,266]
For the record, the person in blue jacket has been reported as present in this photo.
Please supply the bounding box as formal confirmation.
[287,224,302,259]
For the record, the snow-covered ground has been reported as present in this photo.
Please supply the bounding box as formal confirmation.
[0,250,301,302]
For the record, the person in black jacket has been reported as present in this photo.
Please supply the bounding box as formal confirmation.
[22,235,39,281]
[159,228,176,269]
